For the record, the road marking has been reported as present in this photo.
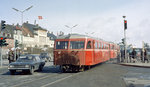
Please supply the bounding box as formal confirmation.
[12,74,58,87]
[41,75,73,87]
[41,72,81,87]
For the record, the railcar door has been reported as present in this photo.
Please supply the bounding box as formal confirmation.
[85,40,93,65]
[93,41,99,64]
[109,44,111,59]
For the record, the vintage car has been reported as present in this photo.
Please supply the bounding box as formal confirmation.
[39,52,51,62]
[8,55,45,75]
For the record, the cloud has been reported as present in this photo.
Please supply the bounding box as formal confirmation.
[79,1,150,47]
[37,0,150,47]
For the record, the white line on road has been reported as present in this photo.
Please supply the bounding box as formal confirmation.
[41,72,81,87]
[12,74,58,87]
[41,75,73,87]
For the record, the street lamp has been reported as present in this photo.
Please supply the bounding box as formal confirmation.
[65,24,78,34]
[12,5,33,26]
[123,16,127,62]
[12,6,33,60]
[85,32,94,36]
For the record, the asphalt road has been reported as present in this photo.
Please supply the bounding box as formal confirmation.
[0,61,150,87]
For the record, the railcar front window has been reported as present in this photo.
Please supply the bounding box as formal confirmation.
[56,41,68,49]
[70,41,84,49]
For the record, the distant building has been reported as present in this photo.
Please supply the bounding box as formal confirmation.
[47,31,56,48]
[0,24,15,49]
[22,22,55,48]
[0,21,56,55]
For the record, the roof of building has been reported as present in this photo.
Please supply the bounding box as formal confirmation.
[47,32,57,40]
[22,22,47,37]
[0,24,15,39]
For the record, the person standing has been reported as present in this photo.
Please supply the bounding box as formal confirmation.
[141,49,143,62]
[144,49,148,63]
[16,48,21,60]
[132,48,137,63]
[8,49,14,63]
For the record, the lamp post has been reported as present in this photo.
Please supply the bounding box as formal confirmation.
[12,6,33,60]
[123,16,127,62]
[12,5,33,26]
[65,24,78,34]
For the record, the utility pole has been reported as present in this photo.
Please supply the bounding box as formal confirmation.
[123,16,127,62]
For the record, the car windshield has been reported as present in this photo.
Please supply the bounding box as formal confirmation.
[56,41,68,49]
[70,41,84,49]
[40,53,47,56]
[16,56,35,62]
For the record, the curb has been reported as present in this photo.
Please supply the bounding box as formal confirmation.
[119,63,150,68]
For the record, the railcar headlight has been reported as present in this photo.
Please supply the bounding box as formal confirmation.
[25,65,30,68]
[9,65,14,68]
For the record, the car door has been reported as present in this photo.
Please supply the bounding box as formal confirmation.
[33,57,39,70]
[35,56,41,70]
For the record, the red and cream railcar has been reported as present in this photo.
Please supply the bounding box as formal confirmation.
[54,34,119,72]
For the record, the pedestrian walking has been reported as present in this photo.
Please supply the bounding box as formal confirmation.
[144,49,149,63]
[8,49,14,63]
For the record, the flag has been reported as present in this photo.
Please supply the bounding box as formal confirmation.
[38,16,43,20]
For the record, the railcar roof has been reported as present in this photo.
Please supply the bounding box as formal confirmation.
[56,33,117,44]
[57,34,88,39]
[57,34,118,44]
[57,33,103,40]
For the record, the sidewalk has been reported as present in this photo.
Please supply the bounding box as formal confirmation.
[0,59,9,68]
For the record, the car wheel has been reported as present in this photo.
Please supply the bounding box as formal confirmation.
[29,67,34,75]
[10,70,15,75]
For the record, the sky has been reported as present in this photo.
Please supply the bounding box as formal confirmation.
[0,0,150,47]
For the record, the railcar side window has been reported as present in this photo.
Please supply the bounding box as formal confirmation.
[56,41,68,49]
[87,41,92,49]
[99,42,101,49]
[95,42,98,49]
[70,41,84,49]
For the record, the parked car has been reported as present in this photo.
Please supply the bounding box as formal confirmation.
[39,52,51,62]
[8,54,45,75]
